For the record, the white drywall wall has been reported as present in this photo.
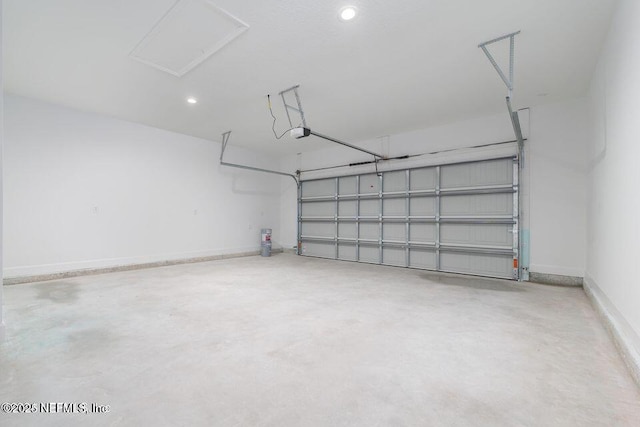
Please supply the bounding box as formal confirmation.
[527,98,589,277]
[3,95,281,278]
[280,98,589,278]
[586,0,640,347]
[1,0,5,341]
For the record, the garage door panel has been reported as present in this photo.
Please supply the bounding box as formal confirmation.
[338,223,356,239]
[359,245,379,264]
[383,223,405,241]
[441,159,512,188]
[302,242,335,258]
[383,247,405,266]
[302,222,334,238]
[303,180,334,197]
[299,157,518,280]
[339,177,357,195]
[440,252,512,278]
[440,193,512,216]
[338,244,357,261]
[410,168,436,190]
[410,224,436,243]
[360,200,379,216]
[410,197,436,216]
[339,201,357,217]
[360,174,380,193]
[360,223,380,240]
[409,249,437,269]
[383,199,406,216]
[440,224,512,247]
[383,171,406,192]
[302,201,334,217]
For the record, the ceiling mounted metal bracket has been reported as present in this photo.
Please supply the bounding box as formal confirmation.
[479,31,525,160]
[478,31,520,97]
[279,85,308,129]
[220,131,299,186]
[275,85,387,160]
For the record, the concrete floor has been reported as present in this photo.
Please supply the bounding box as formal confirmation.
[1,254,639,426]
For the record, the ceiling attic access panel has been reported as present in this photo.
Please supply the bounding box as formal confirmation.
[129,0,249,77]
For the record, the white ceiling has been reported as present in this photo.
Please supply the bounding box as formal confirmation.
[4,0,615,154]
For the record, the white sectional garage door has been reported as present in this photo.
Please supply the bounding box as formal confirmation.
[298,157,520,279]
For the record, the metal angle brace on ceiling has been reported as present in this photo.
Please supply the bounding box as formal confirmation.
[279,85,308,129]
[478,31,525,155]
[276,85,387,160]
[219,131,299,186]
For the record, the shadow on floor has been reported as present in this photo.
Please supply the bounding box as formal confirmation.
[35,281,80,303]
[419,273,524,292]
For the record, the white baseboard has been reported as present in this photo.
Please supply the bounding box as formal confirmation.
[529,263,584,278]
[3,247,263,279]
[528,271,582,287]
[3,247,285,285]
[583,275,640,387]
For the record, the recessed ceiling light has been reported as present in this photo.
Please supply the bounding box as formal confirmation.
[339,6,357,21]
[187,97,198,104]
